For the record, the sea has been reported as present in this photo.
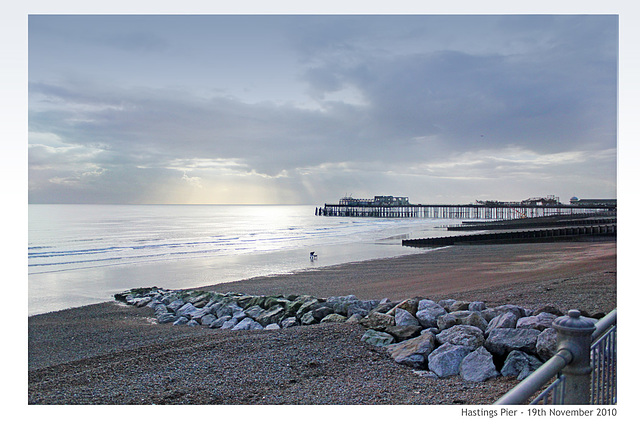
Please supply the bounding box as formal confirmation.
[28,204,455,316]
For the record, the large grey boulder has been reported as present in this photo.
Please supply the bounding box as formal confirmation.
[166,299,186,313]
[217,302,243,318]
[280,316,299,328]
[210,315,232,328]
[385,325,423,342]
[428,343,472,377]
[220,317,239,329]
[436,325,485,349]
[232,317,264,331]
[360,312,395,331]
[437,311,487,332]
[438,299,457,311]
[243,305,264,320]
[494,304,527,319]
[516,312,557,331]
[459,346,499,382]
[536,327,558,362]
[468,301,486,312]
[176,303,199,319]
[320,313,348,324]
[415,301,447,328]
[395,308,420,326]
[361,329,395,347]
[485,312,518,334]
[173,316,189,326]
[485,328,541,357]
[257,305,286,326]
[157,313,178,324]
[312,306,334,322]
[501,350,543,380]
[200,314,217,327]
[386,332,436,368]
[300,311,317,326]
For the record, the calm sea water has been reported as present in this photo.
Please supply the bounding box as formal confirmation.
[28,204,452,315]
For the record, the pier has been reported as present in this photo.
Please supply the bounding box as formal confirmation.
[316,202,615,220]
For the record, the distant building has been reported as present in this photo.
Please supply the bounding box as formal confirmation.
[339,195,410,207]
[569,197,617,207]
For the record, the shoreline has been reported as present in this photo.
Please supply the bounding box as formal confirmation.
[28,241,616,405]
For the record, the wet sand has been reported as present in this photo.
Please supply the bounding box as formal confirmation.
[28,241,616,405]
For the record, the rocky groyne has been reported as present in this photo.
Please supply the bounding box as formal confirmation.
[115,287,603,383]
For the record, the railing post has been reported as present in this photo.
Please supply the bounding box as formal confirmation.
[553,310,596,404]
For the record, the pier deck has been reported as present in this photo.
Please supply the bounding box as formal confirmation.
[317,203,615,220]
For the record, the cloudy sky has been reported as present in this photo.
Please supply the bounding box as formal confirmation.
[28,14,618,205]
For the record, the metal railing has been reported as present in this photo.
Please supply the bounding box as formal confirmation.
[495,308,617,405]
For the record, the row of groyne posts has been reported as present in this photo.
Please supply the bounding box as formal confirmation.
[315,203,614,220]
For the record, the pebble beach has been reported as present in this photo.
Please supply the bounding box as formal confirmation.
[28,241,616,405]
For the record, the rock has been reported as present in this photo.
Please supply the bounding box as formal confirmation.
[516,312,557,331]
[485,312,518,334]
[428,343,472,377]
[187,319,200,327]
[244,305,265,320]
[449,300,469,312]
[217,302,244,318]
[280,317,299,328]
[345,314,363,324]
[494,304,527,319]
[386,332,436,368]
[481,308,499,322]
[361,329,395,347]
[389,297,422,316]
[220,317,239,329]
[395,308,420,326]
[501,350,543,380]
[436,325,485,349]
[320,313,348,324]
[296,298,321,318]
[312,306,334,322]
[210,315,232,328]
[187,293,210,305]
[166,299,186,313]
[157,313,178,324]
[300,311,317,325]
[536,328,558,362]
[459,312,488,332]
[133,297,152,308]
[200,314,217,327]
[173,316,189,326]
[438,299,457,311]
[176,303,197,318]
[371,301,397,315]
[415,301,447,328]
[154,304,169,316]
[359,312,395,331]
[459,347,499,382]
[384,325,423,342]
[257,305,286,326]
[437,311,487,332]
[484,328,541,357]
[264,323,280,330]
[468,301,486,312]
[326,295,357,315]
[232,317,264,331]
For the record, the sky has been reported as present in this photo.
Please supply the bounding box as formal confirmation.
[28,14,619,205]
